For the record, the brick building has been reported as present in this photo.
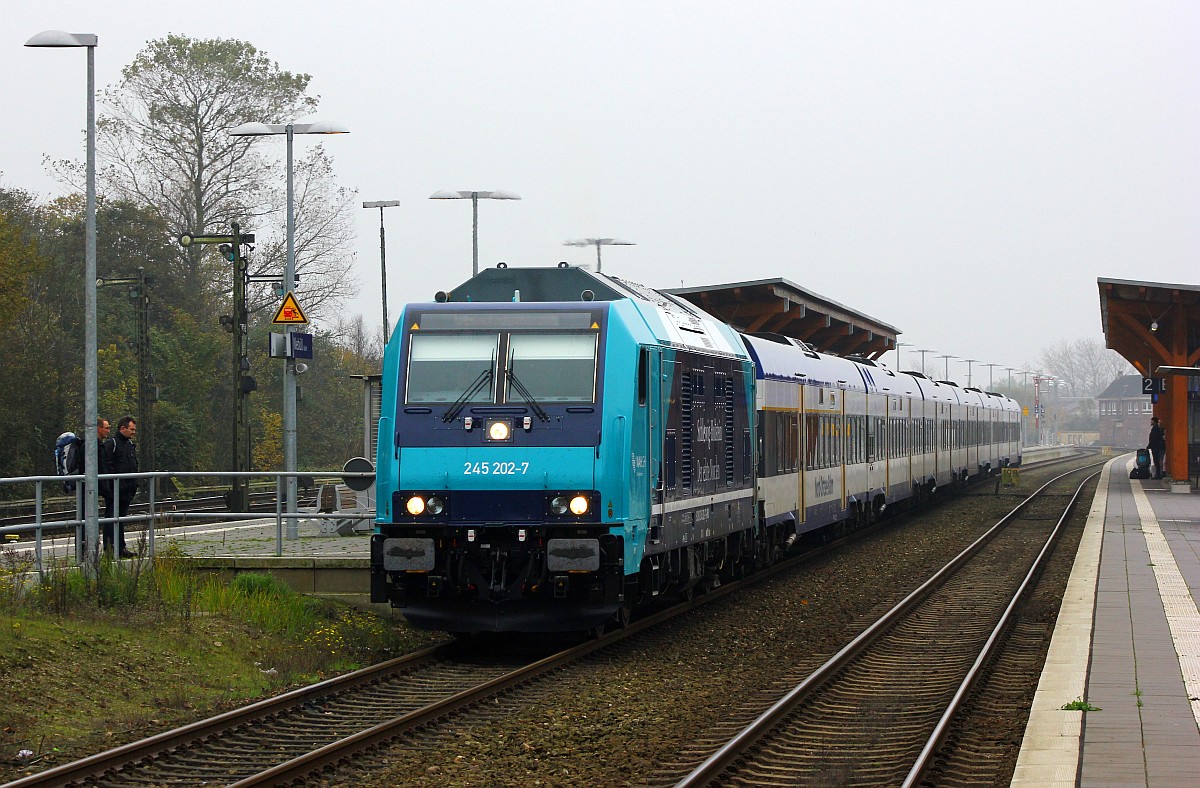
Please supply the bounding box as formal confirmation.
[1097,374,1152,449]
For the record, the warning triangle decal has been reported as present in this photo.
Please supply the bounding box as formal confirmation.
[272,291,309,324]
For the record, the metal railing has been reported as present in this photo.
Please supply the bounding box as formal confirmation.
[0,469,375,576]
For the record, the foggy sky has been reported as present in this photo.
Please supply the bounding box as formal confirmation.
[5,1,1197,388]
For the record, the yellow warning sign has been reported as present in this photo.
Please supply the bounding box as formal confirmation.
[272,291,308,325]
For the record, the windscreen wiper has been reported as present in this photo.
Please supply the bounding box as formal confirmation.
[443,368,493,423]
[506,368,550,422]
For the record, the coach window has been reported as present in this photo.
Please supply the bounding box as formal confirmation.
[805,413,819,470]
[506,333,597,403]
[406,333,498,403]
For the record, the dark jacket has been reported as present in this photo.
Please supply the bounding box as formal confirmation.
[1148,424,1166,452]
[97,435,114,498]
[105,432,139,500]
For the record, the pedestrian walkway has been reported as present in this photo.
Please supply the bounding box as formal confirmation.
[1012,455,1200,787]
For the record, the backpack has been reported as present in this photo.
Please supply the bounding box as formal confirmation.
[55,432,83,493]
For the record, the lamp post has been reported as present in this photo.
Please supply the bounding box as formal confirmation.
[229,121,348,531]
[563,238,635,274]
[963,359,978,387]
[918,349,934,377]
[983,363,1001,390]
[429,190,521,276]
[938,354,956,380]
[890,341,911,371]
[362,200,400,343]
[27,30,100,570]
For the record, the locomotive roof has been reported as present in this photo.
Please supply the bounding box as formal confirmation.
[433,264,749,358]
[441,264,627,303]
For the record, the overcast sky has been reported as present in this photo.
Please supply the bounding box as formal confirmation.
[5,2,1197,387]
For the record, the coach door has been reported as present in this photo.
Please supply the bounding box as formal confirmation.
[797,383,805,525]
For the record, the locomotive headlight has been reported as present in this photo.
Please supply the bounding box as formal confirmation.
[549,496,569,516]
[569,495,589,516]
[405,495,426,516]
[487,419,511,441]
[427,496,446,515]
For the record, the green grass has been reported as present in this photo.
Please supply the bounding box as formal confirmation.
[0,545,443,777]
[1060,697,1101,712]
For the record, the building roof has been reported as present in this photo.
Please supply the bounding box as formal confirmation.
[666,278,899,359]
[1096,374,1147,400]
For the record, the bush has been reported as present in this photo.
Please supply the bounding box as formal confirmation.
[230,572,291,599]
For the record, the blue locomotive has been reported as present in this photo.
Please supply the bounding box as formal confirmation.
[370,263,1020,633]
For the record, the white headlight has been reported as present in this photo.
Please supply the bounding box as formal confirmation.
[406,496,425,516]
[488,420,511,441]
[569,495,589,516]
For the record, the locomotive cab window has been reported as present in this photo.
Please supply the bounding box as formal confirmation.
[406,334,497,403]
[507,333,597,403]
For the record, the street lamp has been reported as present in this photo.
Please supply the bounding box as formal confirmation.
[890,341,911,371]
[229,120,349,533]
[963,359,978,387]
[27,29,100,569]
[983,363,1001,390]
[918,349,934,377]
[563,238,635,274]
[938,354,956,380]
[429,190,521,276]
[362,200,400,343]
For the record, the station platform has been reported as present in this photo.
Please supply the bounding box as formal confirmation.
[153,518,373,600]
[1012,455,1200,787]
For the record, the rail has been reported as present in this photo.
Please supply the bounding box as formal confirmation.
[674,462,1101,786]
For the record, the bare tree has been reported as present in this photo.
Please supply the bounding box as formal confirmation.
[1038,338,1135,397]
[243,146,358,322]
[95,35,319,310]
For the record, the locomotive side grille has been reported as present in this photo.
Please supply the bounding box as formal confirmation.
[681,371,693,491]
[724,376,735,486]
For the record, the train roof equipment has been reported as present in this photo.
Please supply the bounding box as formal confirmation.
[429,262,749,360]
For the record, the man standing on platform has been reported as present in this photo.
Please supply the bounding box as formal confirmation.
[103,416,139,558]
[1148,416,1166,480]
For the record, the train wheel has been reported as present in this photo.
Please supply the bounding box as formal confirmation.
[615,600,634,629]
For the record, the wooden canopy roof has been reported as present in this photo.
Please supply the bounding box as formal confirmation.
[1098,277,1200,376]
[666,278,899,359]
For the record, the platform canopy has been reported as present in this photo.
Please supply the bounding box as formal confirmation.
[1098,277,1200,376]
[666,278,899,359]
[1098,276,1200,484]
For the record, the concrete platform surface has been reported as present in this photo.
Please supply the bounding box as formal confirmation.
[1012,456,1200,787]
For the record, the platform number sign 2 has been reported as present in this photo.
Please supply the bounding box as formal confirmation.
[1142,377,1167,394]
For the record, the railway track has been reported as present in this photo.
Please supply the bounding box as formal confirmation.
[3,456,1102,786]
[663,463,1099,787]
[4,489,890,786]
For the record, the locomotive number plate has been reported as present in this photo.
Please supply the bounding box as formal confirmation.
[463,461,530,475]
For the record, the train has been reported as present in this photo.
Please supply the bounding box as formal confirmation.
[369,263,1021,633]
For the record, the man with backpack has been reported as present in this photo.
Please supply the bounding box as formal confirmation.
[58,418,110,495]
[102,416,138,559]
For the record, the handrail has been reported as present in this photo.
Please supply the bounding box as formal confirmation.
[1,468,377,574]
